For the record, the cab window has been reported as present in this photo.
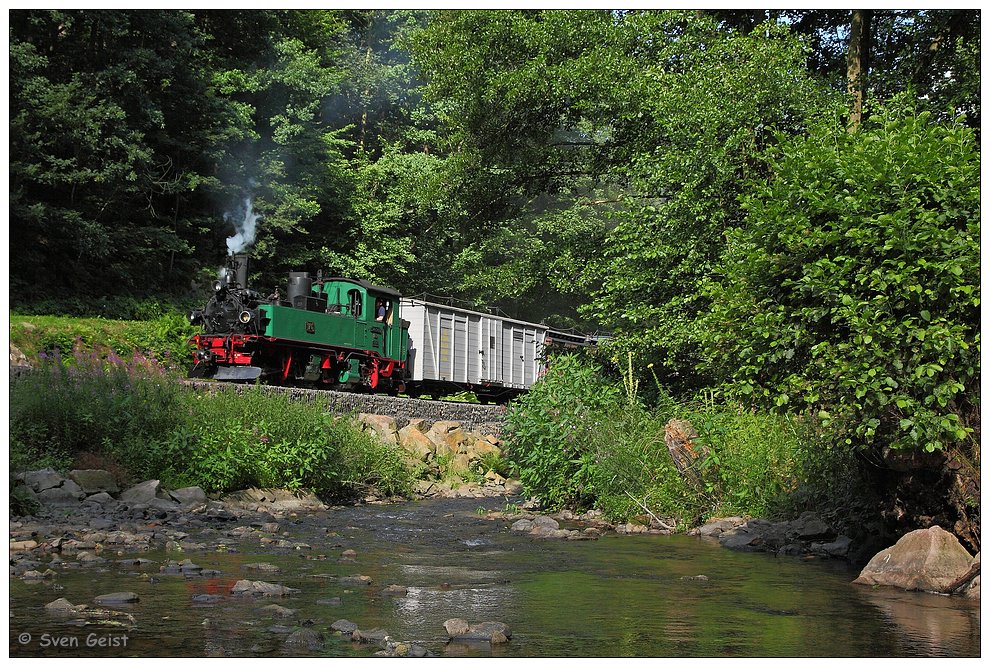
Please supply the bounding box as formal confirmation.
[347,289,363,318]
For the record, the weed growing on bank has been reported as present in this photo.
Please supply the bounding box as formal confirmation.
[9,353,412,500]
[504,354,857,528]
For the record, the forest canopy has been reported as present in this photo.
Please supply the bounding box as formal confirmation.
[8,9,980,454]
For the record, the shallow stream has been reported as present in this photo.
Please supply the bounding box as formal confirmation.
[8,496,981,657]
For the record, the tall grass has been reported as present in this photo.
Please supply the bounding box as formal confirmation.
[10,349,412,500]
[504,354,859,528]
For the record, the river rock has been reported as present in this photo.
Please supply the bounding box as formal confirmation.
[46,597,87,614]
[37,486,84,505]
[231,579,299,597]
[94,591,140,604]
[330,619,359,634]
[120,479,166,505]
[69,469,119,494]
[853,526,976,594]
[352,627,389,644]
[381,584,408,597]
[84,492,116,506]
[259,603,297,618]
[10,540,39,552]
[691,517,746,538]
[444,618,511,643]
[244,562,282,573]
[284,628,324,650]
[376,641,432,657]
[170,486,208,508]
[22,468,65,493]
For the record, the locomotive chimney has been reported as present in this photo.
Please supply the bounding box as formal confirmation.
[230,253,249,289]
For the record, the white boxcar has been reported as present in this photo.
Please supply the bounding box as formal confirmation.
[400,298,549,398]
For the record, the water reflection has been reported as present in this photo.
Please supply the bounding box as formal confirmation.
[855,586,981,657]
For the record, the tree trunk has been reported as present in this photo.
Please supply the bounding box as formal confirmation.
[846,9,871,132]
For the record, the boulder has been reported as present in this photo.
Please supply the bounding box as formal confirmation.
[231,580,299,597]
[170,486,208,508]
[468,440,502,460]
[259,604,297,618]
[331,619,359,634]
[692,517,746,538]
[84,492,115,506]
[853,526,976,594]
[69,469,119,494]
[120,479,166,505]
[36,486,84,505]
[23,468,66,493]
[284,628,324,650]
[444,618,511,643]
[356,413,398,445]
[397,424,434,462]
[94,592,140,604]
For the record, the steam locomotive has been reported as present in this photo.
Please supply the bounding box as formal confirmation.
[188,255,593,402]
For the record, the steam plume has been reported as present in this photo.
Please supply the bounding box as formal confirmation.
[225,196,261,255]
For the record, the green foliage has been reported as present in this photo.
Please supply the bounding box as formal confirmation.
[10,314,197,371]
[504,354,621,510]
[132,387,414,498]
[505,354,854,526]
[706,100,980,452]
[9,349,185,470]
[9,354,412,499]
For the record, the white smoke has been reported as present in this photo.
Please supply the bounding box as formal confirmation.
[224,196,261,255]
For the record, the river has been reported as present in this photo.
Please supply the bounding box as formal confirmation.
[8,495,981,658]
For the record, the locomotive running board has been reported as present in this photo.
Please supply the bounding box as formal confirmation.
[213,366,264,381]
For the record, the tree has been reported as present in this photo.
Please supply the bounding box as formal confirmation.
[9,10,225,304]
[705,100,980,453]
[846,9,871,130]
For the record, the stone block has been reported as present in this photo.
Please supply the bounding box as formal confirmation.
[37,486,84,505]
[69,469,119,494]
[23,468,65,493]
[397,425,434,462]
[170,486,208,507]
[120,480,165,505]
[356,413,398,445]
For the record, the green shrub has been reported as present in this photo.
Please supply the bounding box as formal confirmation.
[145,387,413,499]
[706,100,980,453]
[504,354,621,510]
[10,313,197,372]
[10,352,412,500]
[504,354,857,527]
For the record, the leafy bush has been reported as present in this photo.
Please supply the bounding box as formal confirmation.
[504,354,622,510]
[706,100,980,453]
[505,354,853,527]
[142,387,413,499]
[10,355,413,500]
